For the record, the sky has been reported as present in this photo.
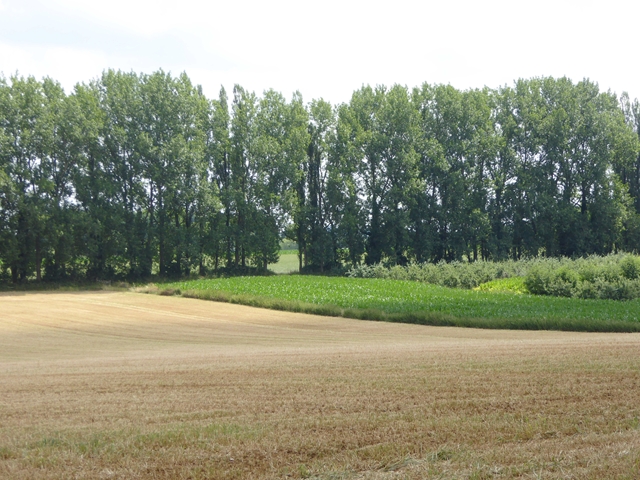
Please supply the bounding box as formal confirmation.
[0,0,639,105]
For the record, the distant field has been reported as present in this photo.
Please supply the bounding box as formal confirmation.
[268,249,299,274]
[164,276,640,331]
[1,291,639,479]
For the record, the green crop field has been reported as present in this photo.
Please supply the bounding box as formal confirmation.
[160,276,640,332]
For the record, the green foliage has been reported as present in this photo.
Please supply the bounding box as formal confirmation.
[1,72,640,284]
[475,277,527,294]
[348,259,530,289]
[524,266,578,297]
[523,254,640,300]
[620,255,640,279]
[350,254,640,301]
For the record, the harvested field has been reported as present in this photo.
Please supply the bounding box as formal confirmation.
[1,291,639,479]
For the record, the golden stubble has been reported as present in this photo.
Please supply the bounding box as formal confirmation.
[0,292,639,479]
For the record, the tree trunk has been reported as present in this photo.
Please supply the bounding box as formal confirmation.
[35,235,42,281]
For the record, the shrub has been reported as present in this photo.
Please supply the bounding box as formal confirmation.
[348,260,520,289]
[620,255,640,280]
[547,267,579,297]
[523,266,550,295]
[347,254,640,301]
[579,278,640,301]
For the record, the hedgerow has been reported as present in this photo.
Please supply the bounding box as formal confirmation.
[347,254,640,300]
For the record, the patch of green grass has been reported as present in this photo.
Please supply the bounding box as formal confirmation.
[278,249,299,255]
[269,251,300,274]
[161,276,640,332]
[475,277,527,294]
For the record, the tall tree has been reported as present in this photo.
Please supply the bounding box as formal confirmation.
[229,85,257,268]
[614,92,640,250]
[412,84,493,262]
[335,85,418,265]
[209,87,232,270]
[92,70,147,278]
[0,76,51,282]
[296,98,336,271]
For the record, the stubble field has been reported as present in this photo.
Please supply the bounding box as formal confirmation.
[1,291,639,479]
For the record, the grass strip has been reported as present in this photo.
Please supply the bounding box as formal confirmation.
[139,276,640,332]
[0,281,128,293]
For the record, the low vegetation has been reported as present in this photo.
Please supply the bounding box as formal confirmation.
[347,258,531,288]
[348,253,640,300]
[155,275,640,332]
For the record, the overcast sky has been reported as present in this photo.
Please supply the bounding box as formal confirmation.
[1,0,638,104]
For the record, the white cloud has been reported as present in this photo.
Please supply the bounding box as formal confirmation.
[0,43,108,87]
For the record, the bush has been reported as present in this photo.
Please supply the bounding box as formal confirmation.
[349,254,640,301]
[549,267,579,297]
[576,277,640,301]
[620,256,640,280]
[348,259,522,289]
[523,266,549,295]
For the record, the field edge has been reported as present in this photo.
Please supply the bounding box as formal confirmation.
[135,285,640,333]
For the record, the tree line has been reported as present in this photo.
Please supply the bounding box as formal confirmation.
[1,70,639,282]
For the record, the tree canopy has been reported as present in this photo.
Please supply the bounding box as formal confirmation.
[1,71,639,282]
